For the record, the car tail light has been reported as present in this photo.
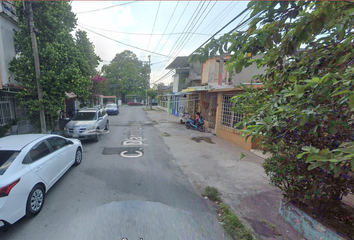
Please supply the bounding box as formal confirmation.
[0,178,20,198]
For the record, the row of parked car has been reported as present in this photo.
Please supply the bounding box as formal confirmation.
[0,103,120,230]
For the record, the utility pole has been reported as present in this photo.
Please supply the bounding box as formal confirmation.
[25,1,46,133]
[144,55,151,107]
[218,54,224,85]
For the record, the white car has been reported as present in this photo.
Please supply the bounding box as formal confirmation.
[0,134,82,229]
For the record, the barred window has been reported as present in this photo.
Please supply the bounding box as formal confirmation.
[221,94,244,129]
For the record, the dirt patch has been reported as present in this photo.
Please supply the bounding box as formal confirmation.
[244,218,277,238]
[191,137,215,144]
[162,132,171,137]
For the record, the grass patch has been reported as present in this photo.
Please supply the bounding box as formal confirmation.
[219,203,254,240]
[143,107,156,111]
[162,132,171,137]
[203,186,254,240]
[203,186,221,202]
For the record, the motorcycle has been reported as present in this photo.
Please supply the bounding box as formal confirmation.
[185,116,205,132]
[179,111,191,124]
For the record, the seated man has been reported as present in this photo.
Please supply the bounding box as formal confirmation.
[193,112,200,125]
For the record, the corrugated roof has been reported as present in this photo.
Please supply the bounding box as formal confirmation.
[165,56,190,70]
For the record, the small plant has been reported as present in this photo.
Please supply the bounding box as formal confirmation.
[219,203,254,240]
[203,186,221,203]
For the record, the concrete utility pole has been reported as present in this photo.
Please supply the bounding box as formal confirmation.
[218,54,224,85]
[25,1,46,133]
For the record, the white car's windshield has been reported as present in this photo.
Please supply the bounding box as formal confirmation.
[72,112,96,121]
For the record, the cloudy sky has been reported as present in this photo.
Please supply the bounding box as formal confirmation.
[71,1,250,86]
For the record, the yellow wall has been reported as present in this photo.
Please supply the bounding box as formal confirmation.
[214,92,255,151]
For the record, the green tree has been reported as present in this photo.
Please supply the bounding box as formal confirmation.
[192,1,354,215]
[101,50,148,102]
[10,2,97,129]
[146,89,158,109]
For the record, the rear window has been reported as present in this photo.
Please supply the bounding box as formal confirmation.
[0,151,19,175]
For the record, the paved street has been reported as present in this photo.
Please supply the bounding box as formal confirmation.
[1,106,229,240]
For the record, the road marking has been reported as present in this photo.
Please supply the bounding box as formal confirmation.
[120,123,144,158]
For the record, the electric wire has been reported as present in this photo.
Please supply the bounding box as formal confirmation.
[75,1,138,14]
[152,7,258,85]
[77,24,173,58]
[152,1,180,54]
[153,2,204,80]
[146,1,161,57]
[77,22,212,36]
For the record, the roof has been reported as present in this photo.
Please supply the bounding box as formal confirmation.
[165,56,190,70]
[0,134,48,151]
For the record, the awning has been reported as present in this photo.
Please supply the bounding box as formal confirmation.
[182,85,211,92]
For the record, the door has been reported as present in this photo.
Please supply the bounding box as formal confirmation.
[46,137,74,172]
[28,141,60,188]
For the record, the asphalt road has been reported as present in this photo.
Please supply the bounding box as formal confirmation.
[1,106,229,240]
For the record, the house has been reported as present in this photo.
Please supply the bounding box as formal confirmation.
[197,54,266,151]
[0,1,26,126]
[162,57,202,117]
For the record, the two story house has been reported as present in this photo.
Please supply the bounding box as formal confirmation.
[0,1,25,126]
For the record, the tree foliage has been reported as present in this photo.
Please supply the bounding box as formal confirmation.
[9,2,100,128]
[192,1,354,210]
[101,50,148,101]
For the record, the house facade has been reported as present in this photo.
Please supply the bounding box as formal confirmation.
[0,1,26,126]
[198,55,265,151]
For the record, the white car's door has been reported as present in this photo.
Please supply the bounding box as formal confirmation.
[27,141,60,188]
[46,137,74,172]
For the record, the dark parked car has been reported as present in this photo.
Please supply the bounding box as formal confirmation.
[105,103,119,115]
[127,101,142,106]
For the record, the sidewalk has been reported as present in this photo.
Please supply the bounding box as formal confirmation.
[145,107,303,240]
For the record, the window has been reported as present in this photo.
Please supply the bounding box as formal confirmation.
[0,151,19,175]
[29,142,51,162]
[72,112,96,121]
[221,94,244,129]
[46,137,68,151]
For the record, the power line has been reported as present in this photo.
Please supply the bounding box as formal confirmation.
[146,1,161,57]
[75,1,138,14]
[77,23,212,36]
[78,24,173,58]
[192,6,250,54]
[154,2,203,80]
[152,1,180,54]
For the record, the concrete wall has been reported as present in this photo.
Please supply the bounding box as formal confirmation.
[0,5,19,89]
[230,55,266,85]
[172,74,179,93]
[201,57,229,85]
[201,55,266,86]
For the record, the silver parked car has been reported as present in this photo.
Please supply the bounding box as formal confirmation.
[63,108,109,142]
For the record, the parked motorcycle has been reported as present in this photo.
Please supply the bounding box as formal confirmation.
[179,111,191,124]
[185,116,205,132]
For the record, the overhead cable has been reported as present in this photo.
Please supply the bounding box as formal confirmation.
[75,1,138,14]
[77,22,212,36]
[146,1,161,56]
[77,25,173,58]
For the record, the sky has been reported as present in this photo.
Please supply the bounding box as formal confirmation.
[71,1,250,87]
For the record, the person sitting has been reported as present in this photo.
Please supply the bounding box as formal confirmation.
[194,112,200,125]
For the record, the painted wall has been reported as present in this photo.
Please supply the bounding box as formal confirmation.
[214,92,256,151]
[201,55,266,86]
[201,57,229,85]
[0,5,19,89]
